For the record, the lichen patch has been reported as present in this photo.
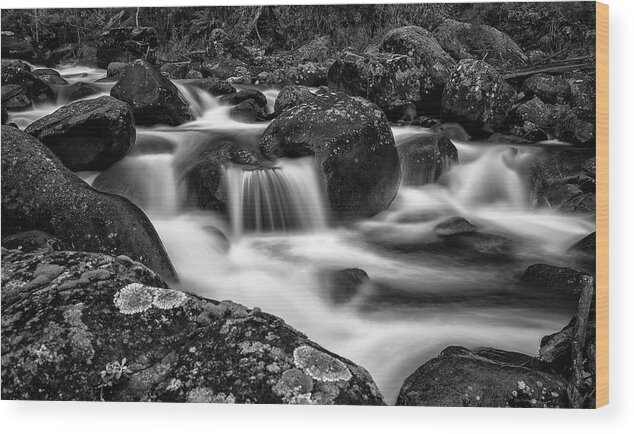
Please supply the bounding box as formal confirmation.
[293,345,352,382]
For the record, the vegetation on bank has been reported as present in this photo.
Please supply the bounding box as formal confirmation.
[1,3,596,64]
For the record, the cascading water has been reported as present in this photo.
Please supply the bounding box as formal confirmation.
[224,158,328,237]
[14,64,596,404]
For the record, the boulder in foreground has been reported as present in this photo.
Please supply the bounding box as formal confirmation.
[1,126,176,282]
[1,247,385,405]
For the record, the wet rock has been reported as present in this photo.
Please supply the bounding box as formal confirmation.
[260,91,401,220]
[106,62,128,81]
[1,65,55,105]
[1,248,385,405]
[328,52,427,119]
[201,58,249,80]
[430,122,470,141]
[545,184,595,214]
[179,141,262,212]
[274,85,313,114]
[25,96,135,171]
[229,99,266,123]
[396,346,568,407]
[1,230,66,252]
[160,62,191,79]
[110,59,193,126]
[434,19,527,65]
[96,27,158,69]
[323,268,370,304]
[219,88,267,107]
[32,68,69,86]
[523,73,571,104]
[1,84,32,111]
[52,81,102,104]
[379,25,456,104]
[188,77,236,96]
[1,126,176,282]
[433,217,477,236]
[520,264,591,295]
[487,132,531,144]
[396,134,458,186]
[568,232,596,259]
[441,59,516,132]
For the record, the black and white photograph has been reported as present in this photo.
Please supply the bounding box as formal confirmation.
[1,1,602,410]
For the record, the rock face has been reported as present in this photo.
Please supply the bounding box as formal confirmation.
[96,27,158,69]
[25,96,135,171]
[396,346,568,407]
[442,59,516,131]
[1,247,385,405]
[434,19,527,65]
[520,264,591,295]
[260,91,401,220]
[396,134,458,185]
[1,126,176,282]
[110,59,193,126]
[179,141,262,211]
[379,26,456,102]
[328,52,426,119]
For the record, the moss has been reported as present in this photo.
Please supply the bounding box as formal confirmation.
[293,345,352,382]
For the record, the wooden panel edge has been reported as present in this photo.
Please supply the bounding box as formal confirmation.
[595,1,609,409]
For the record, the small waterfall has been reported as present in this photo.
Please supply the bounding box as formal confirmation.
[448,145,534,209]
[224,158,328,237]
[175,82,219,118]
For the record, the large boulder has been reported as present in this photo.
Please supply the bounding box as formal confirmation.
[434,19,527,65]
[259,91,401,220]
[178,141,262,211]
[110,59,193,126]
[25,96,135,171]
[96,27,158,69]
[396,134,458,186]
[1,126,176,282]
[1,65,55,105]
[396,346,568,407]
[328,52,426,119]
[379,26,456,103]
[441,59,516,132]
[1,247,385,405]
[32,68,69,86]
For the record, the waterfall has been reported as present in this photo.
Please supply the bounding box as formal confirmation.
[224,158,328,237]
[174,82,219,118]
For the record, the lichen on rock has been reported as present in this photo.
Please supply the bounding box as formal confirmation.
[114,283,155,314]
[293,345,352,382]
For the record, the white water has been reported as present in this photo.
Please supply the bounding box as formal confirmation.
[224,158,329,237]
[12,64,596,404]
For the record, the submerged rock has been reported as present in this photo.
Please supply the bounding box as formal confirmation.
[396,346,568,407]
[441,59,516,132]
[1,247,385,405]
[568,232,596,259]
[25,96,135,171]
[322,268,370,304]
[260,91,401,220]
[1,126,176,282]
[434,19,527,65]
[110,59,193,126]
